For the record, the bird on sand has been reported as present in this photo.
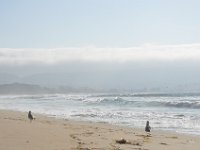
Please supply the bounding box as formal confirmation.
[145,121,151,133]
[28,111,35,122]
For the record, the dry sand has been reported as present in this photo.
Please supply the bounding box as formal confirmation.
[0,110,200,150]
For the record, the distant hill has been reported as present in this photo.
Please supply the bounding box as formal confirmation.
[0,83,96,95]
[0,83,53,94]
[1,82,200,95]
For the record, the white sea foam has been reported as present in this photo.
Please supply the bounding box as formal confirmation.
[0,93,200,135]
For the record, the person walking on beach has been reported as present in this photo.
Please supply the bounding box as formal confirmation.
[28,111,35,123]
[145,121,151,133]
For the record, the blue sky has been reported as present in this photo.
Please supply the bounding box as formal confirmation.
[1,0,200,48]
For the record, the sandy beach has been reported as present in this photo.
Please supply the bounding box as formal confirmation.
[0,110,200,150]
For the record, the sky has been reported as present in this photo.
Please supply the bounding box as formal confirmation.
[1,0,200,90]
[1,0,200,47]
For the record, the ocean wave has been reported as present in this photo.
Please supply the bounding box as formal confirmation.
[83,97,135,106]
[84,96,200,109]
[89,93,200,98]
[139,100,200,109]
[1,94,200,135]
[163,101,200,109]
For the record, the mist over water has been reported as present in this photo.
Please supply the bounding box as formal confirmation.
[1,45,200,91]
[1,60,200,92]
[1,93,200,135]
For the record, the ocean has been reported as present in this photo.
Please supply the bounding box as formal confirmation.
[0,93,200,135]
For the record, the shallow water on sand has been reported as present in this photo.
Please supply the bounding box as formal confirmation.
[0,93,200,135]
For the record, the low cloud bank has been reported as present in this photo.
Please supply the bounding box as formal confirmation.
[1,43,200,65]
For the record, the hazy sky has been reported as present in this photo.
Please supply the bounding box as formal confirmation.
[1,0,200,90]
[1,0,200,48]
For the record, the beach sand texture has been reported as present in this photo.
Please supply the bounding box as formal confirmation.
[0,110,200,150]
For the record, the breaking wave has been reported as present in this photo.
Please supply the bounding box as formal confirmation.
[1,93,200,135]
[85,95,200,109]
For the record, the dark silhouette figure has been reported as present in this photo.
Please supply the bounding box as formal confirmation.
[145,121,151,133]
[28,111,34,122]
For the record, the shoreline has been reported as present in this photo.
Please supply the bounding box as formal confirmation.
[2,108,199,137]
[1,109,200,150]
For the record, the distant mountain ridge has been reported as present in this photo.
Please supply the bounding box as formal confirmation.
[0,83,97,95]
[1,82,200,95]
[0,83,51,94]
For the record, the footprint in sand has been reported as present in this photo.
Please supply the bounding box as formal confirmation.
[82,132,94,136]
[166,136,178,139]
[160,142,168,145]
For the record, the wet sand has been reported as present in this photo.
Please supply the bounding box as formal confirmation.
[0,110,200,150]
